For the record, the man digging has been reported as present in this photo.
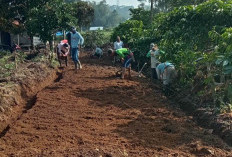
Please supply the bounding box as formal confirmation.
[108,48,135,79]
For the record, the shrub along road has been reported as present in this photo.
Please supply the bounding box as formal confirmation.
[0,53,231,156]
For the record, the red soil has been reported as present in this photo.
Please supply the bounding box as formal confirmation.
[0,53,231,157]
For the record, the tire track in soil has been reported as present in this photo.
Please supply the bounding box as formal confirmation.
[0,53,231,157]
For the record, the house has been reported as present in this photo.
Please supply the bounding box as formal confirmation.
[89,27,103,31]
[11,33,44,50]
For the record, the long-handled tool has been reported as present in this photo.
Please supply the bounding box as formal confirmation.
[138,62,147,77]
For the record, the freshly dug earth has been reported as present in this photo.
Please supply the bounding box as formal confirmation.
[0,62,58,134]
[0,53,232,157]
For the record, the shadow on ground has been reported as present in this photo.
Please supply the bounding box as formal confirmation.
[73,84,230,151]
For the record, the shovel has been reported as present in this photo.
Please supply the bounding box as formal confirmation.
[138,62,147,77]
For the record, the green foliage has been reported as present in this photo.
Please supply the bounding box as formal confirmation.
[129,37,159,62]
[50,57,60,68]
[0,51,11,58]
[82,30,112,48]
[129,8,152,28]
[31,53,47,62]
[138,0,208,12]
[111,0,232,112]
[111,20,143,43]
[0,53,15,78]
[156,0,232,110]
[0,0,52,33]
[16,52,27,63]
[25,0,75,43]
[0,0,87,43]
[70,1,94,30]
[207,27,232,108]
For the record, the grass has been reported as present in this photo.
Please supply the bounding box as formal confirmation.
[0,50,59,78]
[0,52,15,78]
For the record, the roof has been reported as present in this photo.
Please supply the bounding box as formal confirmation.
[89,27,103,31]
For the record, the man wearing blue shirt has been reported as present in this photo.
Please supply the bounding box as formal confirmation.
[70,27,84,71]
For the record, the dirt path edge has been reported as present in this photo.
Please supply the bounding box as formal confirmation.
[177,98,232,146]
[0,63,61,135]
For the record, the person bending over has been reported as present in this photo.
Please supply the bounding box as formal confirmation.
[156,62,177,96]
[108,48,135,79]
[57,41,70,67]
[91,46,103,59]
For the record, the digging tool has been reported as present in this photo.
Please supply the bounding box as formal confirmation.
[138,62,147,77]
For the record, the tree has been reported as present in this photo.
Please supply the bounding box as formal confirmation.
[25,0,75,49]
[91,0,110,27]
[137,0,208,12]
[150,0,154,20]
[70,1,94,31]
[0,0,52,33]
[64,0,80,2]
[129,8,151,28]
[111,20,143,43]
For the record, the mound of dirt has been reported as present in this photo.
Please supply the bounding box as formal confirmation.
[0,62,58,133]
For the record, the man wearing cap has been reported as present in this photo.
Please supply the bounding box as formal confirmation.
[70,27,84,71]
[146,44,160,80]
[108,48,135,79]
[57,41,70,67]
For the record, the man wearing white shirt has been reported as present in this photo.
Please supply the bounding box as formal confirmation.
[113,36,123,64]
[114,36,123,50]
[57,41,70,67]
[146,44,160,79]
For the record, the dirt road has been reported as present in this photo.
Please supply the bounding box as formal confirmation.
[0,54,231,156]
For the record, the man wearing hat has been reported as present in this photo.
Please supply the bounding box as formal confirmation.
[70,27,84,71]
[146,43,160,80]
[57,41,70,67]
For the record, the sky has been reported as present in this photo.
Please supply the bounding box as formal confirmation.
[85,0,148,7]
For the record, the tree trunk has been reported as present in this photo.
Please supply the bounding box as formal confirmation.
[30,35,34,51]
[49,40,53,51]
[151,0,154,21]
[63,30,66,40]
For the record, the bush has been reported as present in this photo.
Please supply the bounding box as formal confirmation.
[110,0,232,112]
[0,53,15,78]
[111,20,143,43]
[82,30,112,48]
